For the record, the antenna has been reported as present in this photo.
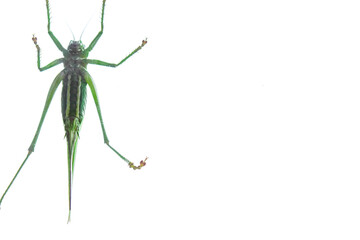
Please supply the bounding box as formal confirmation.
[80,19,91,41]
[80,11,96,41]
[66,22,75,40]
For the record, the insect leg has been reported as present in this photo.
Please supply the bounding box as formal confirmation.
[83,71,147,170]
[86,39,148,67]
[32,35,63,72]
[45,0,66,52]
[0,72,64,207]
[85,0,106,53]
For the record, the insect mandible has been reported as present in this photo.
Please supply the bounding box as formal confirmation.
[0,0,148,222]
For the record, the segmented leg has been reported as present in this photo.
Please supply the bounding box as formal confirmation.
[32,35,63,72]
[86,39,148,67]
[46,0,66,52]
[82,70,147,169]
[0,72,64,207]
[86,0,106,53]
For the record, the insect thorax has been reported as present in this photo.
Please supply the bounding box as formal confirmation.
[64,40,88,69]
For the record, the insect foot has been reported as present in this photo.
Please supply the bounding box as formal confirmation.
[32,34,37,44]
[32,34,40,50]
[129,157,148,170]
[141,38,148,47]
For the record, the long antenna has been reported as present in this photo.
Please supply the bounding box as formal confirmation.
[80,19,91,41]
[66,22,75,40]
[80,10,96,41]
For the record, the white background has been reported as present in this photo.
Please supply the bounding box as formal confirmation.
[0,0,359,239]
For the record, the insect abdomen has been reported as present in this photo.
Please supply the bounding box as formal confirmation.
[61,72,87,125]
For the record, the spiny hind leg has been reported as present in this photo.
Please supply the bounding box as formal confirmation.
[83,71,148,169]
[0,72,64,207]
[106,143,148,170]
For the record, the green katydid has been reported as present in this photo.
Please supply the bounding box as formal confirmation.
[0,0,147,222]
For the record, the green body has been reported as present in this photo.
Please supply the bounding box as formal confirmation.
[0,0,147,222]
